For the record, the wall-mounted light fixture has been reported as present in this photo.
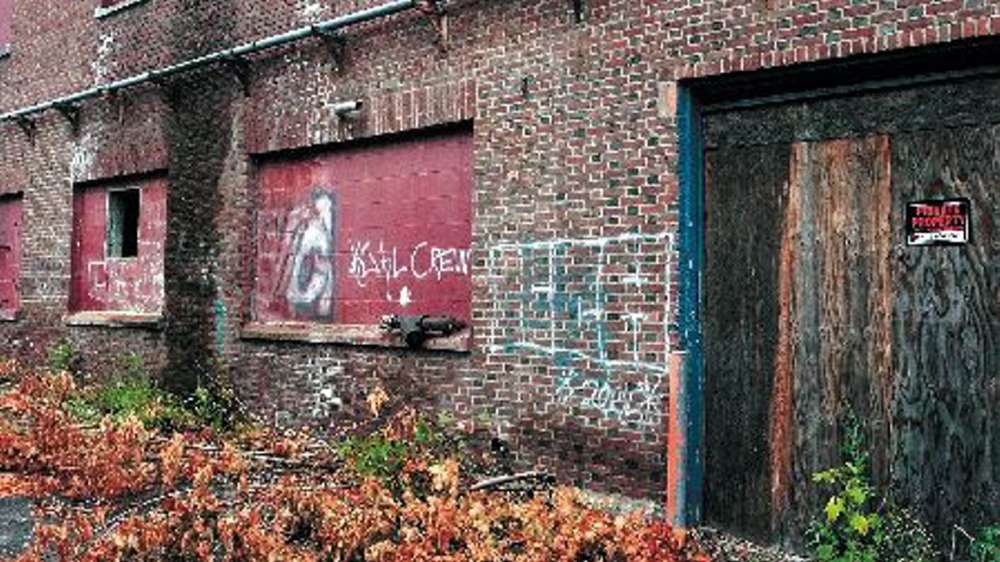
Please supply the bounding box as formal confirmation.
[332,100,363,119]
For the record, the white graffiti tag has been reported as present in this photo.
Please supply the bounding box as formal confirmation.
[555,370,662,425]
[348,240,471,289]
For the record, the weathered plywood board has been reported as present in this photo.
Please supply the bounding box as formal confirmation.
[703,143,789,540]
[781,137,894,544]
[888,126,1000,541]
[704,75,1000,149]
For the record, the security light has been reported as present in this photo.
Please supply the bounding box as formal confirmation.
[332,100,362,118]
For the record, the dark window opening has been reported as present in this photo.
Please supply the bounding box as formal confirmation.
[107,189,140,258]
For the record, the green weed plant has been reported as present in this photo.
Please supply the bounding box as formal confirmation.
[338,414,466,494]
[972,526,1000,562]
[810,446,882,561]
[810,416,936,562]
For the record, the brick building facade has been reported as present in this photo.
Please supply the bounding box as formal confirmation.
[1,0,998,549]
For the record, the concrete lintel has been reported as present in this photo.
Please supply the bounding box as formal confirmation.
[64,311,162,330]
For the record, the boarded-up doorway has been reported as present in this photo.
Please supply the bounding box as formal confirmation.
[699,60,1000,550]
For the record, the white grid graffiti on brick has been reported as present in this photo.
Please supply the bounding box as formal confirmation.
[485,231,673,428]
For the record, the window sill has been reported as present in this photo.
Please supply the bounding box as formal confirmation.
[95,0,150,19]
[65,311,162,330]
[0,309,19,322]
[241,322,472,352]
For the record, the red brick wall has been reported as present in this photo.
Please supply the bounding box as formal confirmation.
[662,0,1000,79]
[0,0,997,503]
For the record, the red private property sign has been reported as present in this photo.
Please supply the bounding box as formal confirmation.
[906,198,971,246]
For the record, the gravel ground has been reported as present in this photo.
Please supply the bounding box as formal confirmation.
[695,527,810,562]
[573,491,810,561]
[0,497,33,559]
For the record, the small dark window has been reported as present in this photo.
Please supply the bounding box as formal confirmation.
[107,189,140,258]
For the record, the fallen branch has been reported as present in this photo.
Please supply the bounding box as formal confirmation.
[468,471,553,492]
[951,524,977,562]
[183,442,343,471]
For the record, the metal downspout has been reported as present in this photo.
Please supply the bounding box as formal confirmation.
[0,0,417,123]
[666,84,705,528]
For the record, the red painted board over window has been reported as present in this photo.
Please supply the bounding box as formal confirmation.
[0,0,10,54]
[69,177,167,314]
[0,194,22,315]
[255,127,473,325]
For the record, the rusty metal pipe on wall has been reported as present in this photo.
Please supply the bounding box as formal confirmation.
[0,0,417,124]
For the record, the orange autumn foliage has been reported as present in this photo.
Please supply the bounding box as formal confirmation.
[0,371,708,562]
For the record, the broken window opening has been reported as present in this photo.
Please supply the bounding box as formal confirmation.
[107,188,140,258]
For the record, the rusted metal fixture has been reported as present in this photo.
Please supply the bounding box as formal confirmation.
[380,314,465,348]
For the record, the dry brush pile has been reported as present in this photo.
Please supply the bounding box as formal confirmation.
[0,362,707,562]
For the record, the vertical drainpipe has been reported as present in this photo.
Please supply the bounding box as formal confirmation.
[666,84,705,528]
